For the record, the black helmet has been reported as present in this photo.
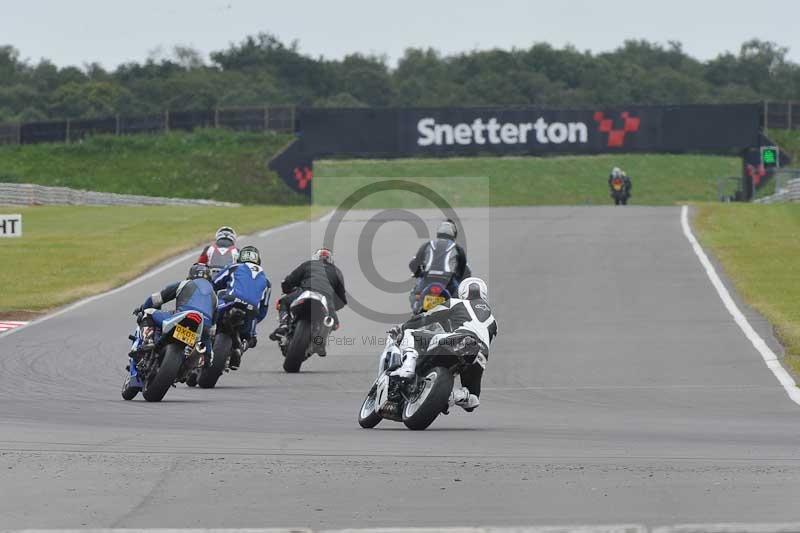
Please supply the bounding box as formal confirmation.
[436,219,457,240]
[188,263,211,280]
[238,245,261,266]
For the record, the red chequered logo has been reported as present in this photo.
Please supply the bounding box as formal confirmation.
[293,166,313,190]
[594,111,641,147]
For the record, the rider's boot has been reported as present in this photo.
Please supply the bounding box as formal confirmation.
[269,311,290,343]
[450,386,480,412]
[229,339,245,370]
[390,348,418,379]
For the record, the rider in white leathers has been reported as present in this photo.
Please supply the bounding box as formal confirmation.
[390,277,498,412]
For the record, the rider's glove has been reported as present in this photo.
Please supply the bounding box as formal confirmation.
[132,305,143,316]
[247,337,257,349]
[388,325,403,341]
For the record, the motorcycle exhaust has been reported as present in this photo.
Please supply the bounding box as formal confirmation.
[323,316,335,328]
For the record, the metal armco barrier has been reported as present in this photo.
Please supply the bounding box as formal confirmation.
[756,178,800,203]
[0,183,239,207]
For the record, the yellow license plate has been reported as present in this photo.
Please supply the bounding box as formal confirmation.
[422,295,446,310]
[173,324,198,346]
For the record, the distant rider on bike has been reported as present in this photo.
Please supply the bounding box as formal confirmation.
[212,245,271,370]
[268,248,347,354]
[131,263,218,358]
[408,219,471,298]
[389,277,497,412]
[608,167,632,204]
[198,226,239,277]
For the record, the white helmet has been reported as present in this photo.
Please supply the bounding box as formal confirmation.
[458,277,488,301]
[215,226,237,244]
[611,167,622,179]
[436,219,457,240]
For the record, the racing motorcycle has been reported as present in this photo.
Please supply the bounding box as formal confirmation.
[281,290,335,373]
[121,310,207,402]
[610,176,629,205]
[410,270,455,314]
[358,324,481,430]
[195,295,255,388]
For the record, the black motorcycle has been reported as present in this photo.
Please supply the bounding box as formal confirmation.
[122,309,207,402]
[195,296,255,389]
[610,176,630,205]
[281,290,335,373]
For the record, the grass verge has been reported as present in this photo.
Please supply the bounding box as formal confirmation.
[0,129,302,205]
[315,153,740,207]
[0,205,323,314]
[693,203,800,375]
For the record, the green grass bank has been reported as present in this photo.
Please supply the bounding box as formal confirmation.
[0,129,301,205]
[0,205,320,315]
[693,203,800,376]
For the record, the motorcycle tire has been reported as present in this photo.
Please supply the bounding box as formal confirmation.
[121,374,140,400]
[283,318,311,373]
[358,382,382,429]
[402,366,454,431]
[198,333,231,389]
[142,343,183,402]
[186,370,198,387]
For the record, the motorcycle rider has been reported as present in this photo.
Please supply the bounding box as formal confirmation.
[408,219,471,300]
[212,245,271,370]
[131,262,218,358]
[268,248,347,355]
[198,226,239,276]
[608,167,632,204]
[389,277,497,412]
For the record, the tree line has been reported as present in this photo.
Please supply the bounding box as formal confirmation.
[0,34,797,122]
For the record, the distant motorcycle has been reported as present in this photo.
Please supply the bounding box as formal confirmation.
[195,295,256,388]
[122,310,207,402]
[610,176,630,205]
[281,290,335,373]
[358,324,481,430]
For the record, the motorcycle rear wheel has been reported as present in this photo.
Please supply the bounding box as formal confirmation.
[283,318,311,373]
[198,333,231,388]
[142,343,183,402]
[402,366,453,430]
[358,383,382,428]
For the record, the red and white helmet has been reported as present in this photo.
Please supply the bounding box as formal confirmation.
[312,248,333,264]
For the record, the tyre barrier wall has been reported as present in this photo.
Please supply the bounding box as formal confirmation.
[269,104,764,198]
[0,183,239,207]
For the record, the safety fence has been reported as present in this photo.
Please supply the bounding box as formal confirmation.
[0,183,238,207]
[763,101,800,129]
[0,106,296,145]
[756,171,800,203]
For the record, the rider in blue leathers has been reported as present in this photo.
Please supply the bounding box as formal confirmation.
[130,262,217,357]
[212,245,270,369]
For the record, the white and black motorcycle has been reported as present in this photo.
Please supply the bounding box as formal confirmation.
[358,324,481,430]
[281,290,335,373]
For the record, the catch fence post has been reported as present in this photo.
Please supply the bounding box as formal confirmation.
[164,110,170,132]
[763,101,769,130]
[788,102,793,130]
[115,115,121,135]
[65,119,71,143]
[264,106,269,131]
[214,108,220,128]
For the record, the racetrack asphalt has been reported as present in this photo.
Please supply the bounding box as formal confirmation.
[1,206,799,529]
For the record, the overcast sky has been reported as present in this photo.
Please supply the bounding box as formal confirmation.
[4,0,800,68]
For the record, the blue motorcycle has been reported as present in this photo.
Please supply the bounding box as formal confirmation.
[122,309,207,401]
[195,295,256,388]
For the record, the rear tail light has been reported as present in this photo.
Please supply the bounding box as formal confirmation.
[430,286,442,295]
[186,312,202,325]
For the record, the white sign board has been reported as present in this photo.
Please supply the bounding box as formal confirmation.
[0,214,22,237]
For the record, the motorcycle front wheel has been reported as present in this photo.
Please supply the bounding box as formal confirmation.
[358,382,382,429]
[142,343,184,402]
[402,366,453,430]
[198,333,231,389]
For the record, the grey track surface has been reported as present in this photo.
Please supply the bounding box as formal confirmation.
[1,206,799,529]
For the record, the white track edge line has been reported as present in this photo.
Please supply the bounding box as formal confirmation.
[680,204,800,406]
[0,219,306,341]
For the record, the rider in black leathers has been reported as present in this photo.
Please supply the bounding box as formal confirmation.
[409,219,471,298]
[268,248,347,350]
